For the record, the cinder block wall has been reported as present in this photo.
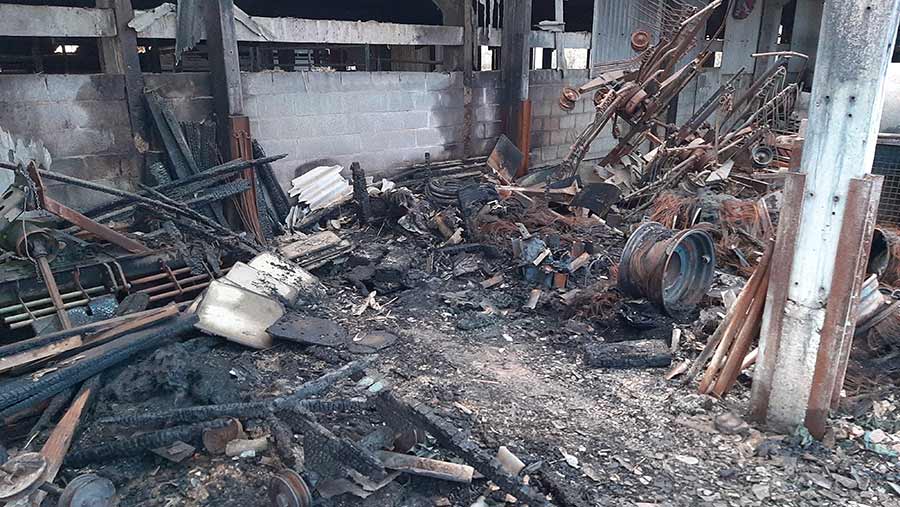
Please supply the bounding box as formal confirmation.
[528,69,615,168]
[0,74,137,208]
[243,71,480,190]
[0,69,706,209]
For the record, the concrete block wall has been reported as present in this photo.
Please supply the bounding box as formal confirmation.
[243,71,481,190]
[144,73,215,123]
[0,69,711,210]
[527,69,618,168]
[0,74,137,208]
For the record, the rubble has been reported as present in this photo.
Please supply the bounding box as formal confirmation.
[0,5,899,505]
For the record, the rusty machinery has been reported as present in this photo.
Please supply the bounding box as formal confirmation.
[0,165,225,334]
[555,0,807,203]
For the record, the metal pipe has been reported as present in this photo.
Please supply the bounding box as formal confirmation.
[0,286,107,316]
[129,267,192,286]
[6,298,92,329]
[137,274,211,296]
[148,282,210,303]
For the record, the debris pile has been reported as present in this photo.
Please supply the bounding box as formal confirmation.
[2,8,900,505]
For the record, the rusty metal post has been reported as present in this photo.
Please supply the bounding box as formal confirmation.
[749,0,900,437]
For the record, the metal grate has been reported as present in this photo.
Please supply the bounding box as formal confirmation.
[873,143,900,224]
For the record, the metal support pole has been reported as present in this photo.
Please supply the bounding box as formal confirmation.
[750,0,900,437]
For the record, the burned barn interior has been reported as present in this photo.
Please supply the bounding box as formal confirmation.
[1,0,900,506]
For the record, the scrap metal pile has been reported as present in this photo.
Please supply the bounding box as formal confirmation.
[2,3,900,502]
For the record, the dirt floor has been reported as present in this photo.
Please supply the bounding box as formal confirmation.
[58,223,900,507]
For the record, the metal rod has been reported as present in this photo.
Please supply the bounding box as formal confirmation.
[148,282,209,303]
[0,286,107,316]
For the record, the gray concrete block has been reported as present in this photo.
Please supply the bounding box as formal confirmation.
[412,92,440,110]
[46,74,125,102]
[550,101,568,117]
[398,72,428,90]
[0,75,50,102]
[426,72,462,91]
[429,109,465,127]
[342,91,387,113]
[562,69,590,82]
[291,92,343,116]
[164,97,214,122]
[304,72,344,94]
[559,114,576,130]
[541,146,561,162]
[473,71,501,88]
[145,73,211,99]
[415,128,449,148]
[340,72,374,91]
[369,73,401,89]
[42,128,122,157]
[544,117,561,131]
[254,94,295,117]
[296,134,362,158]
[473,86,501,107]
[0,102,67,133]
[551,130,569,146]
[385,91,415,112]
[368,130,418,150]
[476,121,503,140]
[574,112,595,129]
[77,101,132,130]
[244,71,308,95]
[529,69,564,85]
[400,110,429,130]
[439,89,465,109]
[295,114,352,137]
[255,117,300,141]
[533,101,552,118]
[475,105,500,122]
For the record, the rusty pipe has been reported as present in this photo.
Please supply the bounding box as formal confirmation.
[0,286,107,316]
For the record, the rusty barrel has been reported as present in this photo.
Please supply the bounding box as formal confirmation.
[618,221,716,317]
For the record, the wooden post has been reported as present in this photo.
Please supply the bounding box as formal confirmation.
[205,0,243,157]
[462,0,475,157]
[501,0,532,176]
[750,0,900,437]
[96,0,148,149]
[554,0,566,70]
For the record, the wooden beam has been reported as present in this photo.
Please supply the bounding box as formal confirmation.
[96,0,148,149]
[132,8,591,49]
[480,28,591,49]
[205,0,244,155]
[462,0,474,156]
[501,0,532,174]
[28,377,99,507]
[0,5,115,38]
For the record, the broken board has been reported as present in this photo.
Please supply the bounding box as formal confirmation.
[267,314,347,347]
